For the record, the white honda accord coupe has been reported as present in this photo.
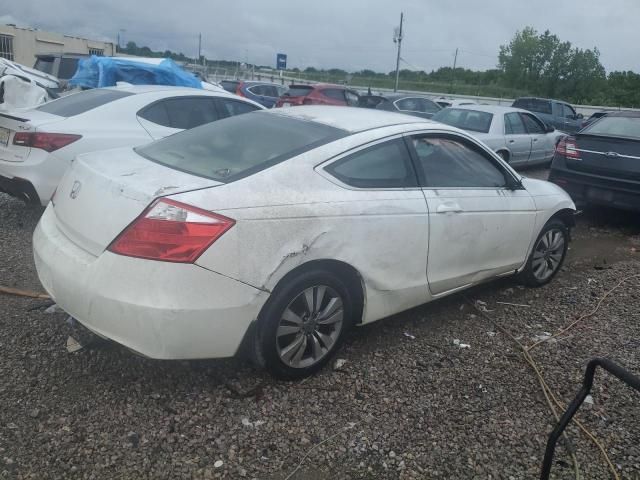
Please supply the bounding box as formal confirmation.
[0,85,262,206]
[33,106,575,378]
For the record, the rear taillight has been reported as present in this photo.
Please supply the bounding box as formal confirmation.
[13,132,82,152]
[302,98,315,105]
[235,84,245,97]
[108,198,235,263]
[555,136,581,160]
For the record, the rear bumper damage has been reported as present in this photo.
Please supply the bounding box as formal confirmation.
[33,206,268,360]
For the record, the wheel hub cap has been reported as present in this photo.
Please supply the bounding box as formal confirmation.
[276,285,344,369]
[532,228,565,282]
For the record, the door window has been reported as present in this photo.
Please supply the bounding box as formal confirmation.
[217,99,260,117]
[139,98,219,129]
[322,88,346,102]
[562,104,576,118]
[395,97,422,112]
[520,113,545,134]
[411,135,507,188]
[325,139,417,188]
[504,113,527,134]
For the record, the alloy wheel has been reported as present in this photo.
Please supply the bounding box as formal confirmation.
[532,228,566,282]
[276,285,344,369]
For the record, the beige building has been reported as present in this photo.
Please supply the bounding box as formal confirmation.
[0,24,115,67]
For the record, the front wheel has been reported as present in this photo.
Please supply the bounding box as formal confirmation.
[256,270,355,379]
[520,219,569,287]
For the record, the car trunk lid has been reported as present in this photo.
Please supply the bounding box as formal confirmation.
[52,147,222,256]
[571,134,640,180]
[0,110,65,162]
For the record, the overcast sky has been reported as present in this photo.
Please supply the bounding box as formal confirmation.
[2,0,638,73]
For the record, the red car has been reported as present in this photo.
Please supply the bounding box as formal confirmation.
[275,84,360,107]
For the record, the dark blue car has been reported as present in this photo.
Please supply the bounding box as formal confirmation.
[221,81,286,108]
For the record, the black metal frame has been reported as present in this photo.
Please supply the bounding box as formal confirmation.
[540,358,640,480]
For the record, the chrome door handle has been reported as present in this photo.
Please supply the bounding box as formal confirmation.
[436,202,463,214]
[508,139,515,144]
[533,138,538,142]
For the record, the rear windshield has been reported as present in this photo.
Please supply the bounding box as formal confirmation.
[283,86,314,97]
[581,116,640,140]
[36,89,134,117]
[58,58,80,79]
[136,112,347,182]
[513,98,552,115]
[432,108,493,133]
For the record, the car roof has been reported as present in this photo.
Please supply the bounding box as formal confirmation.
[607,111,640,118]
[265,105,433,133]
[515,96,572,106]
[288,83,349,90]
[242,81,283,87]
[444,104,530,115]
[102,85,224,96]
[371,93,435,101]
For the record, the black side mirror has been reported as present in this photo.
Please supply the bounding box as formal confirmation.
[545,124,555,133]
[505,175,523,190]
[576,113,584,120]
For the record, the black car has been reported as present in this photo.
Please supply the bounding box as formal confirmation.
[549,111,640,211]
[580,111,609,130]
[358,93,442,119]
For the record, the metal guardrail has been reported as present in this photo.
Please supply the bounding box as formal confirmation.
[540,358,640,480]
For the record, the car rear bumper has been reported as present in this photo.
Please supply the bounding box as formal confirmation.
[549,166,640,212]
[33,205,268,360]
[0,173,40,204]
[0,151,60,206]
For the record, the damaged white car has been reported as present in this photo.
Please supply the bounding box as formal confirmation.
[33,107,575,378]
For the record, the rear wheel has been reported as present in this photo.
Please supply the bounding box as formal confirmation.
[256,270,355,379]
[520,219,569,287]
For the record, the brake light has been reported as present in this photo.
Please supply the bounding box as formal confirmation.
[13,132,82,152]
[108,198,235,263]
[235,84,245,97]
[555,137,581,160]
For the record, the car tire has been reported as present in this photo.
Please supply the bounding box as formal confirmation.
[255,269,355,379]
[520,219,569,287]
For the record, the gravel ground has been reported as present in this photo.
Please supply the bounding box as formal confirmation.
[1,186,639,480]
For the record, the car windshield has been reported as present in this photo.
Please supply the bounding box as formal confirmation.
[432,108,493,133]
[36,89,134,117]
[283,86,313,97]
[581,116,640,140]
[136,112,347,183]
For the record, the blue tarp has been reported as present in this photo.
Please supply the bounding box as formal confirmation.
[69,56,201,89]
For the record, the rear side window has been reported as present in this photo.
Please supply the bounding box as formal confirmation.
[326,139,417,188]
[36,89,134,117]
[504,113,526,134]
[345,90,360,106]
[220,81,239,93]
[322,89,346,101]
[284,86,314,97]
[561,104,576,118]
[136,113,347,182]
[582,116,640,140]
[217,99,260,117]
[431,108,493,133]
[411,135,506,188]
[149,97,219,129]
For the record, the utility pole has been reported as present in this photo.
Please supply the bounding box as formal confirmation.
[450,47,458,93]
[198,33,202,64]
[393,12,404,92]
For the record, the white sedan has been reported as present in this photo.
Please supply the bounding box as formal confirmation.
[0,85,262,205]
[33,107,575,378]
[432,105,565,167]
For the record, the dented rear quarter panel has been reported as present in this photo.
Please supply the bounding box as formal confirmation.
[173,126,432,324]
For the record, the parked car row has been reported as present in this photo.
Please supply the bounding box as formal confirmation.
[3,76,636,378]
